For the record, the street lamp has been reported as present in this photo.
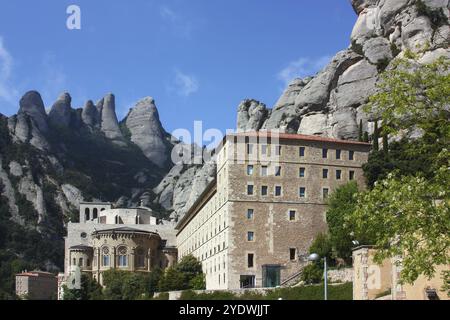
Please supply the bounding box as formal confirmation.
[308,253,327,301]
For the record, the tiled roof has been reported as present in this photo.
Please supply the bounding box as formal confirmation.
[230,131,372,146]
[16,271,56,278]
[91,226,160,237]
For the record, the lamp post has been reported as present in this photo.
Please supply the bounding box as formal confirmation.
[308,253,327,301]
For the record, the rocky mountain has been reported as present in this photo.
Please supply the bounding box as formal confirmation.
[237,0,449,139]
[0,0,448,298]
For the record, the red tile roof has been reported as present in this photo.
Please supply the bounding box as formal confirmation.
[229,131,371,146]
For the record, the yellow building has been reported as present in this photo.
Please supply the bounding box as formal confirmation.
[353,246,449,300]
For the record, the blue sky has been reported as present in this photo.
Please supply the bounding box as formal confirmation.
[0,0,357,135]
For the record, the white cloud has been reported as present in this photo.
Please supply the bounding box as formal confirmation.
[277,55,331,86]
[170,69,199,97]
[0,37,18,104]
[160,6,177,22]
[159,5,193,39]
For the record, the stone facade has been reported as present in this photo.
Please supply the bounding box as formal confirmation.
[353,246,450,300]
[177,132,371,290]
[61,203,177,293]
[16,271,58,300]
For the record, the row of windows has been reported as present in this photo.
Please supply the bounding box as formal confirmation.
[246,184,334,199]
[245,144,355,161]
[246,249,297,269]
[247,165,356,180]
[71,257,91,267]
[246,208,298,221]
[204,255,227,275]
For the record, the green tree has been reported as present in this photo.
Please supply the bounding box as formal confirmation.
[300,264,323,284]
[158,255,205,291]
[358,119,363,142]
[158,267,187,292]
[308,233,333,263]
[189,274,206,290]
[373,121,379,151]
[63,274,103,300]
[354,55,450,285]
[363,131,369,143]
[325,182,377,263]
[350,159,449,284]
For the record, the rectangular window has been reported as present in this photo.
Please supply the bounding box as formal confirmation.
[261,166,268,177]
[275,186,282,197]
[289,210,296,221]
[349,171,355,181]
[322,148,328,159]
[299,167,305,178]
[290,248,297,261]
[299,187,306,198]
[118,255,128,267]
[248,254,254,268]
[247,232,255,242]
[102,255,110,267]
[275,166,282,177]
[336,149,341,160]
[336,170,342,180]
[247,209,254,220]
[261,186,268,196]
[323,188,329,199]
[247,184,254,195]
[275,145,282,156]
[247,144,253,155]
[349,150,355,161]
[299,147,305,157]
[247,165,254,176]
[323,169,329,179]
[261,144,268,155]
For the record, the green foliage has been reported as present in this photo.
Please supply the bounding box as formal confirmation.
[366,56,450,142]
[179,283,353,301]
[363,131,369,143]
[326,182,366,262]
[63,274,103,300]
[357,56,450,285]
[102,269,162,300]
[152,292,169,300]
[358,120,363,142]
[300,264,323,284]
[309,233,333,263]
[350,154,449,284]
[373,121,379,151]
[158,255,205,291]
[158,267,187,292]
[189,274,206,290]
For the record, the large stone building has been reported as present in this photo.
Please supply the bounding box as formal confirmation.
[61,202,177,293]
[176,132,371,290]
[16,271,58,300]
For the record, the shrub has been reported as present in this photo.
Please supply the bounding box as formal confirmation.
[301,264,323,284]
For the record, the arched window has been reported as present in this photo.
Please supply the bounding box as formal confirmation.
[118,246,128,267]
[87,258,91,267]
[78,257,83,267]
[102,247,110,267]
[84,208,90,221]
[101,208,105,212]
[136,248,145,268]
[93,208,98,220]
[72,258,76,266]
[135,215,140,225]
